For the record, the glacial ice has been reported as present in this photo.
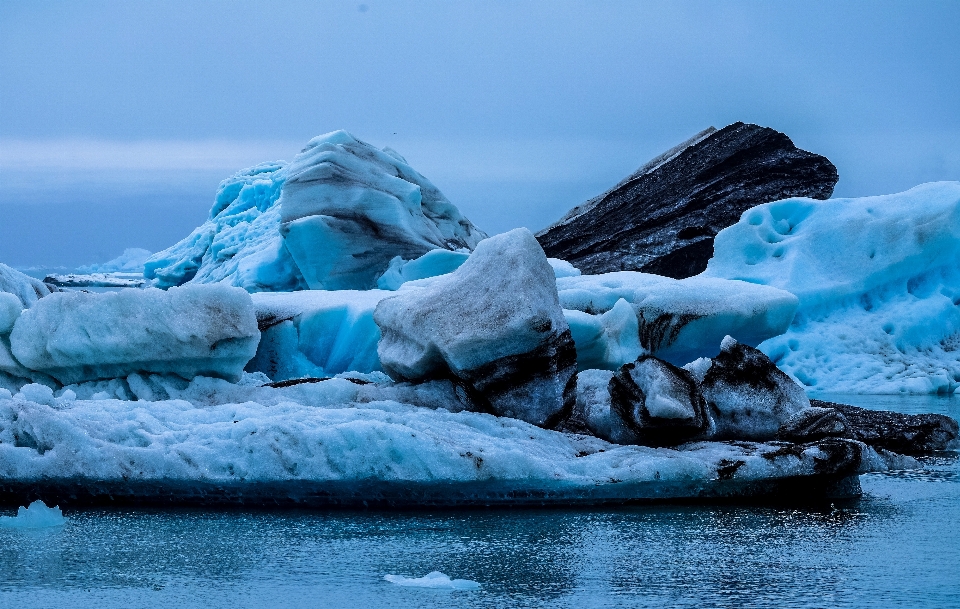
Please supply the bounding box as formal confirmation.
[704,181,960,393]
[376,249,470,291]
[0,375,906,504]
[384,572,481,590]
[375,228,576,427]
[145,131,485,292]
[248,290,389,380]
[557,272,798,368]
[281,131,486,290]
[0,263,56,308]
[9,284,260,384]
[0,500,67,529]
[144,162,303,291]
[376,249,581,291]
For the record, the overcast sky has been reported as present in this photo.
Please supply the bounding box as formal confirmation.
[1,0,958,267]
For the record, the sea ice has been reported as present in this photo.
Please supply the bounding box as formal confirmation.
[0,500,67,528]
[704,181,960,393]
[384,572,481,590]
[9,284,260,384]
[557,272,798,367]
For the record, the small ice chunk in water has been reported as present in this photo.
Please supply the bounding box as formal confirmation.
[384,571,480,590]
[0,500,67,528]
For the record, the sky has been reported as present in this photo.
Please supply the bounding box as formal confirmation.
[1,0,958,268]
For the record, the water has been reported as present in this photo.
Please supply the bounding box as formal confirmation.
[1,395,958,608]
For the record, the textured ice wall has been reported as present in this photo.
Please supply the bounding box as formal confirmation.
[705,181,960,393]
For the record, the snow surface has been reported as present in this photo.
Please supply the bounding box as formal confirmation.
[0,374,905,502]
[248,290,389,380]
[9,284,260,384]
[0,500,66,529]
[0,263,55,308]
[557,272,798,367]
[704,181,960,393]
[77,248,153,274]
[384,572,481,590]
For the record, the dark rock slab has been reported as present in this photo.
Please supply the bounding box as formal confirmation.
[536,122,838,278]
[810,399,959,454]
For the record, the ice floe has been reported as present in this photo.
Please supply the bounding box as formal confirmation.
[384,571,481,590]
[0,500,66,528]
[0,377,908,505]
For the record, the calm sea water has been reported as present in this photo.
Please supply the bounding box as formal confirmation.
[1,395,958,609]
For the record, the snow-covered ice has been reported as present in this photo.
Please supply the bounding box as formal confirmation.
[557,272,798,368]
[704,181,960,393]
[9,284,260,384]
[0,500,66,528]
[384,571,481,590]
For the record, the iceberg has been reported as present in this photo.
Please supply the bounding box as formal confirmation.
[145,131,486,292]
[704,181,960,393]
[536,122,838,278]
[0,377,905,506]
[77,248,153,274]
[375,229,577,428]
[9,284,260,384]
[384,572,481,590]
[0,500,67,529]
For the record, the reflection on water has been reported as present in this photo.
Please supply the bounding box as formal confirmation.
[1,396,958,608]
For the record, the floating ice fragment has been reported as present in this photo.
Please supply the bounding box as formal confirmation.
[384,571,480,590]
[0,500,67,528]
